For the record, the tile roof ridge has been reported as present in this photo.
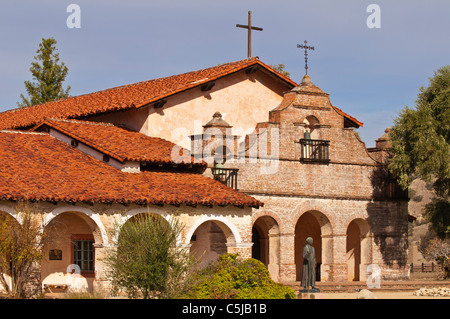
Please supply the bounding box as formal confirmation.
[38,120,127,162]
[127,57,259,85]
[44,118,116,127]
[0,129,48,135]
[133,58,265,108]
[0,58,261,116]
[41,118,187,143]
[92,57,260,91]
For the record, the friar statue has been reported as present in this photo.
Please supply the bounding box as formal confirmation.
[300,237,318,291]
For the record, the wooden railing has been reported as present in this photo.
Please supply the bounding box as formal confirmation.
[299,139,330,163]
[211,167,239,190]
[410,262,444,273]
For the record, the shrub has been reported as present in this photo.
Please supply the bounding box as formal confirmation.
[186,254,295,299]
[104,214,195,299]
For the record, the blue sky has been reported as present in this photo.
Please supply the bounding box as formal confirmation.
[0,0,449,147]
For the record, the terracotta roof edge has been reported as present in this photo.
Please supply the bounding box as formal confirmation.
[331,105,364,127]
[0,129,48,136]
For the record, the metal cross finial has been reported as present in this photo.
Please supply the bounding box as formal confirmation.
[236,11,263,58]
[297,40,315,75]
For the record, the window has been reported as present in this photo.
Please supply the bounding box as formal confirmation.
[70,139,78,148]
[72,236,95,275]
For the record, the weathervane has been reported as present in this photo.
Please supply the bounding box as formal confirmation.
[297,40,315,75]
[236,11,263,58]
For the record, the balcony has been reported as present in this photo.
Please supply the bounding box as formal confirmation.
[211,167,239,190]
[299,139,330,163]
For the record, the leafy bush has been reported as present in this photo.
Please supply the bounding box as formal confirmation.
[186,254,295,299]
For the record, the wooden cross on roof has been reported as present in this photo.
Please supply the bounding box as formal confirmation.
[297,40,315,75]
[236,11,263,58]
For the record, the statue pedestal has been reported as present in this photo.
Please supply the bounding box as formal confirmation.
[298,292,321,299]
[297,288,321,299]
[298,288,320,293]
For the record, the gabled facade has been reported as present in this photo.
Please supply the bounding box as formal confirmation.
[196,74,409,282]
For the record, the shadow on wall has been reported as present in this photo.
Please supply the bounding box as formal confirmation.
[366,165,409,273]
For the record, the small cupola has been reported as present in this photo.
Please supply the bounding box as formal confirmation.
[202,111,232,134]
[190,112,240,164]
[375,127,392,150]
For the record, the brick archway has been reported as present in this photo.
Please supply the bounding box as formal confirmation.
[252,215,281,281]
[45,206,108,245]
[186,216,243,267]
[294,210,333,282]
[346,218,371,281]
[0,205,17,219]
[41,210,102,291]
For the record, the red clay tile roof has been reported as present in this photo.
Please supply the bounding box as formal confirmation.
[0,58,296,130]
[33,118,204,166]
[0,130,262,208]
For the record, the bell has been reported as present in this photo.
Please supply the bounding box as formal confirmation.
[304,130,311,140]
[214,161,226,175]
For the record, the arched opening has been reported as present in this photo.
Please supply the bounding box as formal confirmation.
[0,211,20,293]
[346,218,371,281]
[189,220,236,268]
[303,115,320,139]
[295,211,332,282]
[304,115,320,130]
[346,221,361,281]
[42,211,102,291]
[252,216,280,281]
[252,225,263,262]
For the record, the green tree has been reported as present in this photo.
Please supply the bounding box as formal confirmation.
[389,65,450,238]
[17,37,71,108]
[0,201,56,298]
[270,64,291,78]
[186,254,295,299]
[104,214,195,299]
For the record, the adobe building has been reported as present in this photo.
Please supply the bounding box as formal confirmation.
[0,58,410,293]
[0,119,261,294]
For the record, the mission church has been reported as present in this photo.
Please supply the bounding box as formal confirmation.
[0,56,410,294]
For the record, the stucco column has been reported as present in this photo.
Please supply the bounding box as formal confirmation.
[328,234,347,282]
[267,233,281,282]
[278,232,296,282]
[227,242,253,259]
[359,234,373,281]
[93,243,110,292]
[320,234,334,282]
